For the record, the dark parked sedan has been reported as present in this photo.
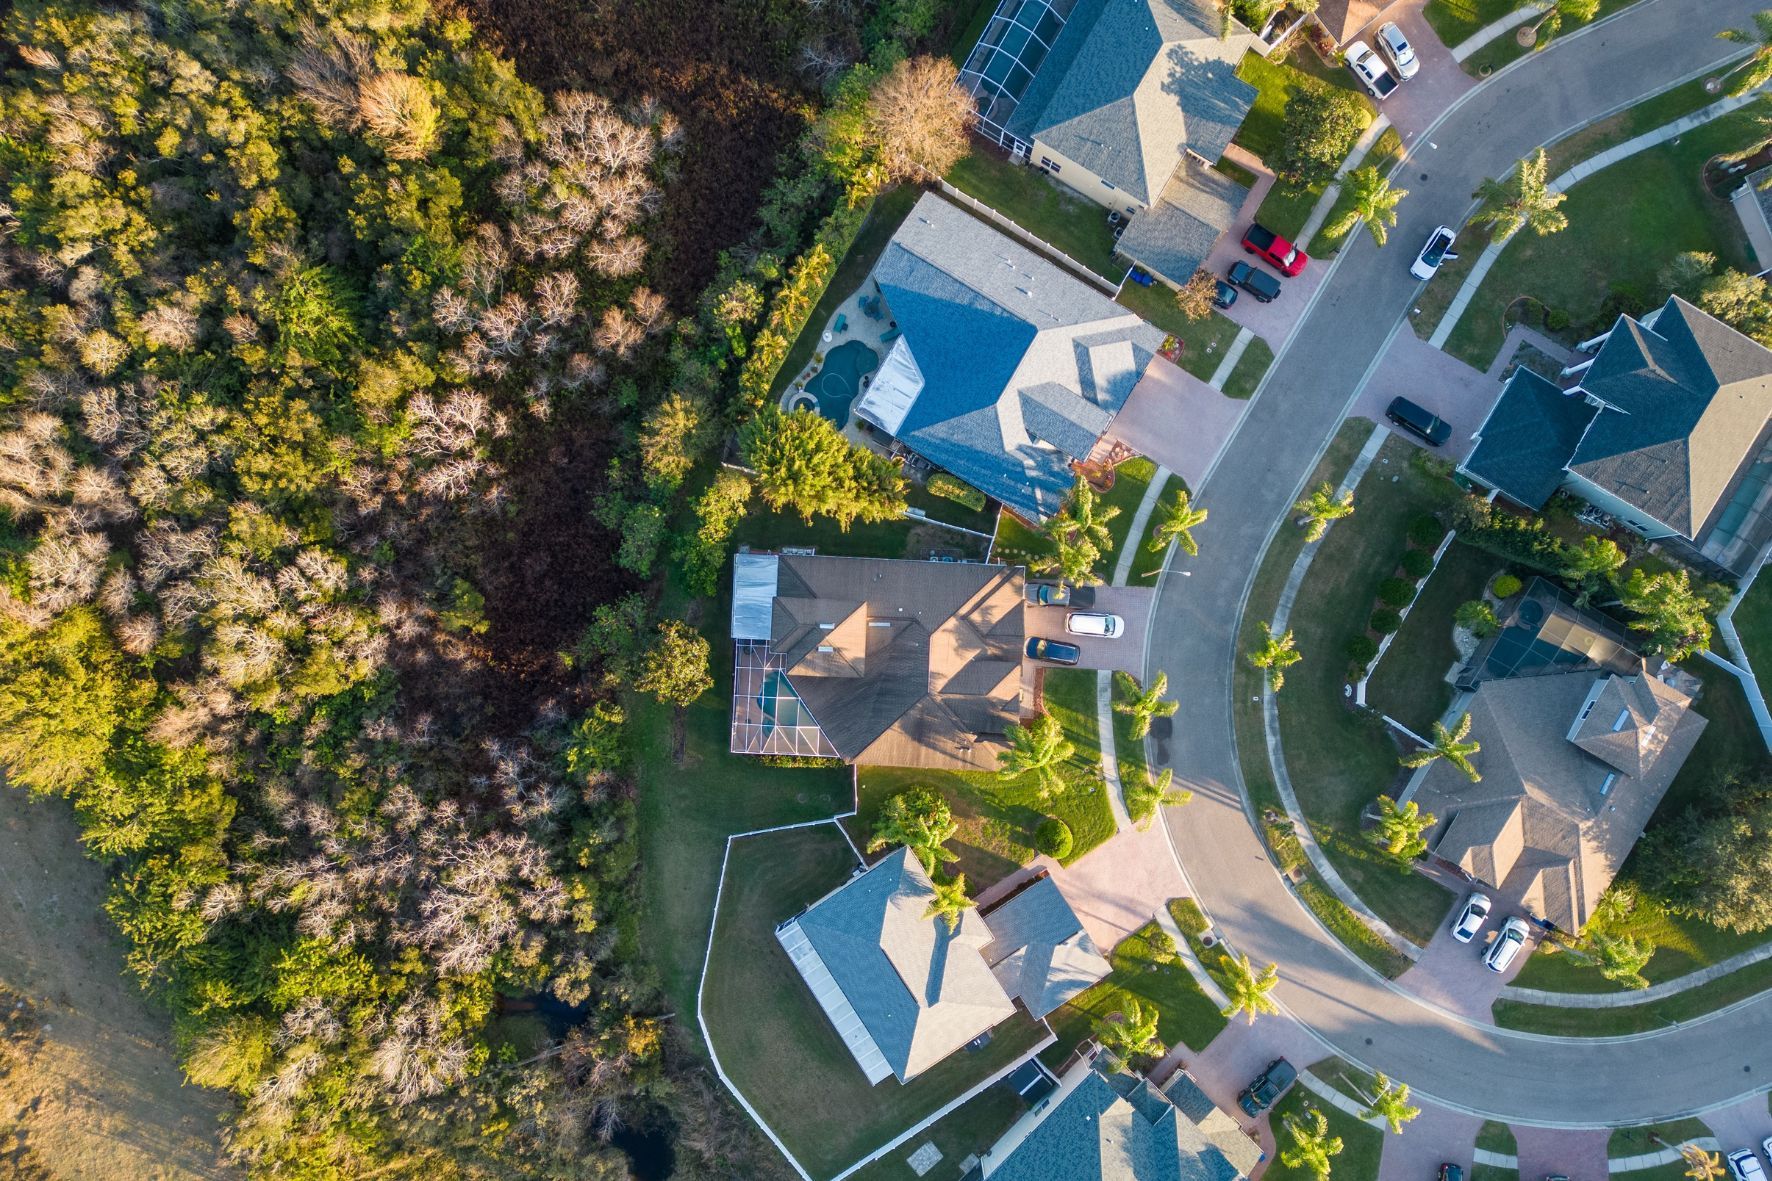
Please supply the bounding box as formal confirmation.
[1212,279,1238,309]
[1025,637,1082,665]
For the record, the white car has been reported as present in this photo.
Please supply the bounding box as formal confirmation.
[1410,226,1460,280]
[1346,41,1399,100]
[1450,892,1491,943]
[1727,1151,1767,1181]
[1483,916,1531,973]
[1065,611,1125,638]
[1376,21,1419,80]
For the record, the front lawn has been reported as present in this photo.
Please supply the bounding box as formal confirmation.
[1128,472,1190,588]
[1494,954,1772,1036]
[1116,279,1246,384]
[1443,103,1758,370]
[1609,1118,1711,1157]
[1365,542,1502,736]
[945,148,1121,281]
[991,457,1158,582]
[851,668,1116,883]
[703,824,1052,1179]
[1309,128,1405,257]
[1235,51,1374,238]
[1423,0,1528,48]
[1044,921,1230,1063]
[1731,574,1772,686]
[1508,889,1769,992]
[1459,0,1646,78]
[1224,336,1275,399]
[1262,1080,1385,1181]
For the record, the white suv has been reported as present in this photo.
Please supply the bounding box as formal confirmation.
[1483,916,1531,973]
[1450,893,1490,943]
[1727,1151,1767,1181]
[1066,612,1125,638]
[1377,22,1420,80]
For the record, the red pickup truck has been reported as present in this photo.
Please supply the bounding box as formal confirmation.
[1241,223,1309,276]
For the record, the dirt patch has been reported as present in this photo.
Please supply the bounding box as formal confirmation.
[0,788,237,1181]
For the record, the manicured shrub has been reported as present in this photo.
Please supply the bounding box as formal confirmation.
[1492,573,1523,598]
[927,471,986,511]
[1455,599,1500,638]
[1546,307,1572,331]
[1346,634,1380,665]
[1400,549,1434,579]
[1369,607,1403,635]
[1409,514,1445,548]
[1035,818,1073,859]
[1378,577,1416,608]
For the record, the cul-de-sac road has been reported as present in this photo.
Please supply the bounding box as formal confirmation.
[1146,0,1772,1126]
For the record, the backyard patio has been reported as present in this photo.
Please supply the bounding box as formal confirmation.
[778,278,900,452]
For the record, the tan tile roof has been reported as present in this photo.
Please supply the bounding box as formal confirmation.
[1314,0,1397,43]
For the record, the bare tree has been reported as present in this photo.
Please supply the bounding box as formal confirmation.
[865,56,975,182]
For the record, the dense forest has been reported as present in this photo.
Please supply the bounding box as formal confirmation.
[0,0,965,1174]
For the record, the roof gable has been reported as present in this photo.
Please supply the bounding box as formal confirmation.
[1462,366,1598,510]
[980,876,1111,1017]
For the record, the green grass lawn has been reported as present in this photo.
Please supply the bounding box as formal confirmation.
[1731,574,1772,686]
[945,149,1121,280]
[1235,50,1374,238]
[852,668,1116,883]
[848,1083,1025,1181]
[1365,543,1501,736]
[1495,955,1772,1035]
[1263,1082,1385,1181]
[1443,103,1758,370]
[1473,1167,1522,1181]
[1477,1120,1517,1156]
[1275,436,1465,944]
[740,479,997,563]
[1223,336,1275,399]
[1423,0,1529,47]
[1609,1118,1711,1157]
[1127,472,1189,588]
[991,458,1158,582]
[1309,128,1405,257]
[1459,0,1646,78]
[1116,279,1247,384]
[1045,921,1229,1064]
[1509,889,1769,992]
[703,824,1051,1179]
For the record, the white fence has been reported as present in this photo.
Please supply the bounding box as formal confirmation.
[936,179,1124,295]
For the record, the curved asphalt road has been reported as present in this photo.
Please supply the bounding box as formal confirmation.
[1148,0,1772,1126]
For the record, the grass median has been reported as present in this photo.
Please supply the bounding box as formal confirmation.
[1495,955,1772,1036]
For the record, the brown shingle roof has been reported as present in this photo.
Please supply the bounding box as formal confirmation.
[1314,0,1396,43]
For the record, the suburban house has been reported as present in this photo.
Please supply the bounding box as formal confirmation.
[729,550,1027,770]
[977,1048,1261,1179]
[775,850,1107,1084]
[1408,582,1707,933]
[1461,296,1772,577]
[853,193,1164,521]
[958,0,1260,287]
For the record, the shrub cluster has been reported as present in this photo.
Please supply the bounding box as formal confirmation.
[1035,818,1073,859]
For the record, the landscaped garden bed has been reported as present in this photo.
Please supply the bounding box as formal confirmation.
[991,458,1158,581]
[1042,920,1229,1067]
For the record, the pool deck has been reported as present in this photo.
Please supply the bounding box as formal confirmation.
[778,279,898,449]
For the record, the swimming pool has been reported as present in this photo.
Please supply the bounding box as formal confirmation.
[803,339,879,427]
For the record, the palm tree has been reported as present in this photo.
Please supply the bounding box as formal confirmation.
[1219,951,1281,1024]
[1149,487,1208,557]
[1523,0,1599,44]
[1281,1108,1344,1181]
[1717,10,1772,96]
[1046,477,1118,554]
[997,712,1074,797]
[1325,166,1408,247]
[1113,670,1178,740]
[1358,1072,1421,1134]
[1030,532,1101,587]
[1593,932,1654,990]
[1093,997,1162,1064]
[1681,1144,1727,1181]
[1399,713,1481,782]
[1248,622,1302,692]
[1125,766,1193,830]
[1369,794,1436,864]
[866,788,959,874]
[1294,482,1354,542]
[1472,148,1567,242]
[923,873,975,932]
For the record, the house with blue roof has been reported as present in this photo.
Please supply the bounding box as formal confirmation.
[959,0,1260,286]
[852,193,1164,521]
[1460,295,1772,577]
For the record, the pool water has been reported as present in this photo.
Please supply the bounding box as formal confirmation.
[805,339,879,427]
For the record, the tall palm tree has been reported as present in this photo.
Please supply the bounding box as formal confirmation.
[1046,477,1119,554]
[923,873,974,932]
[1294,482,1354,542]
[1282,1109,1344,1181]
[1358,1072,1421,1134]
[1248,622,1302,693]
[1399,713,1481,782]
[1093,997,1162,1063]
[1125,766,1193,830]
[997,712,1074,797]
[1472,148,1568,242]
[1718,10,1772,96]
[1369,794,1436,863]
[1593,932,1654,990]
[1030,532,1101,586]
[1219,951,1281,1024]
[1682,1144,1727,1181]
[1525,0,1600,43]
[1149,487,1208,557]
[1113,670,1178,739]
[866,788,959,874]
[1325,166,1409,247]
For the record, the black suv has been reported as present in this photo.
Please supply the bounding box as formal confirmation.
[1237,1057,1297,1116]
[1025,637,1082,666]
[1386,396,1451,447]
[1228,260,1282,303]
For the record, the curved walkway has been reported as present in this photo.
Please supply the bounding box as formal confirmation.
[1143,0,1772,1127]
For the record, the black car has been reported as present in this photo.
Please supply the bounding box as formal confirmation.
[1212,279,1238,309]
[1439,1166,1464,1181]
[1228,260,1282,303]
[1025,637,1082,665]
[1385,396,1451,447]
[1025,582,1097,608]
[1236,1057,1297,1116]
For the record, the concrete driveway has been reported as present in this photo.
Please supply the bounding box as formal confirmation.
[1201,145,1325,346]
[1350,324,1504,462]
[1513,1126,1609,1181]
[1377,1100,1481,1181]
[1704,1093,1772,1167]
[1394,907,1518,1023]
[1362,3,1479,143]
[1026,586,1154,675]
[1107,358,1250,491]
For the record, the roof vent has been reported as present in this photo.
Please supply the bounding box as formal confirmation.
[818,623,835,630]
[817,645,835,653]
[1611,708,1631,732]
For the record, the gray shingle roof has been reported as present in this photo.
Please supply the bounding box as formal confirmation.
[1116,159,1248,286]
[862,194,1162,520]
[1003,0,1258,202]
[793,848,1017,1082]
[1462,366,1597,510]
[980,876,1110,1018]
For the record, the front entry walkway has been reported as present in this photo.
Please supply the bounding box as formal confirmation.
[1106,358,1250,491]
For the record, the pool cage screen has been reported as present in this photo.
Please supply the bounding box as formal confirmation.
[730,640,840,758]
[958,0,1082,152]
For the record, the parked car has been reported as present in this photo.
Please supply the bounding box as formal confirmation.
[1228,261,1282,303]
[1377,21,1419,80]
[1346,40,1399,99]
[1213,279,1239,309]
[1237,1058,1297,1116]
[1764,1140,1772,1170]
[1025,582,1096,608]
[1025,637,1081,665]
[1065,611,1124,638]
[1385,396,1451,447]
[1439,1166,1464,1181]
[1727,1151,1767,1181]
[1241,223,1308,276]
[1410,225,1460,280]
[1450,892,1491,943]
[1484,916,1531,973]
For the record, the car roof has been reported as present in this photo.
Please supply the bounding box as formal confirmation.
[1380,22,1408,44]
